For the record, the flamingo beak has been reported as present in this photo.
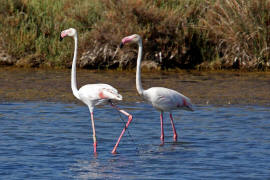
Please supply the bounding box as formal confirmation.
[119,42,124,49]
[59,35,63,41]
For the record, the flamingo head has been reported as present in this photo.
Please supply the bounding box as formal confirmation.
[120,34,141,48]
[60,28,77,41]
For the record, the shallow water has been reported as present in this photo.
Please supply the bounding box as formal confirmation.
[1,102,270,179]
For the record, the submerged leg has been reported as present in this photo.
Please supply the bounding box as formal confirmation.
[160,112,164,144]
[89,108,97,154]
[110,102,133,154]
[169,113,178,142]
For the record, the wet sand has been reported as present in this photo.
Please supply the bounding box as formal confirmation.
[0,67,269,106]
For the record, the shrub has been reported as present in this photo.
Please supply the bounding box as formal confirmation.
[87,0,215,69]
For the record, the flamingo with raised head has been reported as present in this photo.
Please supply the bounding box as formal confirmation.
[60,28,133,154]
[120,34,194,144]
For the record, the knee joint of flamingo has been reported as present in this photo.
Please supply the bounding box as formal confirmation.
[128,115,133,121]
[93,136,97,143]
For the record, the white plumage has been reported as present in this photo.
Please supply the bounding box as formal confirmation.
[78,84,122,107]
[143,87,193,112]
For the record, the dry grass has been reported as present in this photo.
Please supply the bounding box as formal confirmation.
[0,0,270,70]
[87,0,213,69]
[201,0,270,69]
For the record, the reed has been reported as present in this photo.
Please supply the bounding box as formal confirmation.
[201,0,270,69]
[0,0,269,69]
[0,0,103,67]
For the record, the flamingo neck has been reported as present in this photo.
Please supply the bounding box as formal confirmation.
[136,39,144,96]
[71,34,80,100]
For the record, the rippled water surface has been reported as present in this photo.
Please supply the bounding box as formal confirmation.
[1,102,270,179]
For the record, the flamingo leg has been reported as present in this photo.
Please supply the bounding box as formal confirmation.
[110,102,133,154]
[160,112,164,144]
[89,110,97,154]
[169,113,178,142]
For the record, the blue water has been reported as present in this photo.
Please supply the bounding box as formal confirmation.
[0,102,270,179]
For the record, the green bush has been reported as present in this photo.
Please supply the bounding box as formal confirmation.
[0,0,103,67]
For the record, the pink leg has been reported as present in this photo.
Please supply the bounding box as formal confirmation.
[160,112,164,144]
[90,111,97,154]
[169,113,178,142]
[110,103,133,154]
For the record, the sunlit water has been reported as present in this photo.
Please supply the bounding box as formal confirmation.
[0,102,270,179]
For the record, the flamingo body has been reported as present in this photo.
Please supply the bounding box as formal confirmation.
[143,87,193,112]
[78,84,122,107]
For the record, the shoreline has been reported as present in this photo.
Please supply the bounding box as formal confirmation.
[1,65,270,73]
[0,66,270,106]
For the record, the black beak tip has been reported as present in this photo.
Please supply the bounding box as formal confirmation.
[59,36,63,41]
[119,42,124,49]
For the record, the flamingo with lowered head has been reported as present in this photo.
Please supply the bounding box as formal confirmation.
[120,34,194,144]
[60,28,133,154]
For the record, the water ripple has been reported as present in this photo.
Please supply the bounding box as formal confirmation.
[0,102,270,179]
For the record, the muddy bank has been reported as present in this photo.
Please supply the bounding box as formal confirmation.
[0,67,269,106]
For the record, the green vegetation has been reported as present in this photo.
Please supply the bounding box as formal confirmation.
[0,0,269,70]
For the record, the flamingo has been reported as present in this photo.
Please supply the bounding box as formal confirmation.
[120,34,194,144]
[60,28,133,154]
